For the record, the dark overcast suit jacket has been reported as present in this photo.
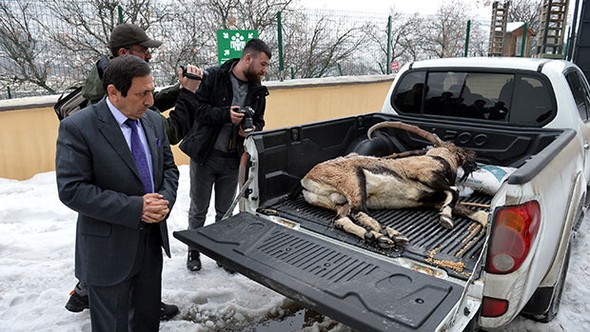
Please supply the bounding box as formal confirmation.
[55,98,178,287]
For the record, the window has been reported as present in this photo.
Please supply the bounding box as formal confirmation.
[391,69,556,126]
[509,75,555,125]
[391,71,426,114]
[565,70,590,121]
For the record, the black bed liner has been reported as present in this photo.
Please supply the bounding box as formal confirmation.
[174,212,466,331]
[260,192,491,280]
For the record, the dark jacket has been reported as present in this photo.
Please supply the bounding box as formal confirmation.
[81,55,182,143]
[178,58,269,163]
[56,99,178,286]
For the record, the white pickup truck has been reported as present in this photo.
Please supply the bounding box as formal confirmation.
[175,57,590,331]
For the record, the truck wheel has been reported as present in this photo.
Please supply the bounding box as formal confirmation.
[462,317,481,332]
[540,242,571,322]
[522,239,571,322]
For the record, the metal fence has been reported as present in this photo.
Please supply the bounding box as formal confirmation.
[0,1,487,100]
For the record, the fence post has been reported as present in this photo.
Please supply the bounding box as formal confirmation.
[464,19,471,57]
[118,5,124,24]
[386,15,392,75]
[520,22,527,57]
[565,26,571,59]
[276,11,285,81]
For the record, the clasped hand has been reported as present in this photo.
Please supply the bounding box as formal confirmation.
[141,193,169,223]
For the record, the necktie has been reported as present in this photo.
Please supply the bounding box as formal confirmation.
[125,119,153,193]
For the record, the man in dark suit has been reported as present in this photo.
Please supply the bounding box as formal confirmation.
[56,55,179,331]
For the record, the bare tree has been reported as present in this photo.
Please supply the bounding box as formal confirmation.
[41,0,178,87]
[0,0,177,94]
[42,0,173,58]
[1,0,497,98]
[467,21,491,56]
[0,1,55,94]
[274,9,372,79]
[365,11,424,73]
[188,0,295,79]
[508,0,542,33]
[152,0,217,85]
[420,0,471,58]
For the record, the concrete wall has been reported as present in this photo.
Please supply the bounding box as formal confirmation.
[0,75,394,180]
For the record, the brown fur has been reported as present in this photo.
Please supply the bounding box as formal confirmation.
[300,121,487,248]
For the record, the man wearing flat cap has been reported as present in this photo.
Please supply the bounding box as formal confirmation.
[66,22,195,321]
[81,23,199,144]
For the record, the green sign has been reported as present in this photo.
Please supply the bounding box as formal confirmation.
[217,30,258,64]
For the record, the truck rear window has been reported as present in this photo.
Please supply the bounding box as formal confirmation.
[392,70,556,126]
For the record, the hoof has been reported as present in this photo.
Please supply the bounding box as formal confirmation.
[377,236,396,249]
[393,235,410,246]
[364,231,375,241]
[366,231,395,248]
[439,215,454,229]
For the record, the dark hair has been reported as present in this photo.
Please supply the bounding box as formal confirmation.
[110,46,123,57]
[102,55,151,97]
[242,38,272,59]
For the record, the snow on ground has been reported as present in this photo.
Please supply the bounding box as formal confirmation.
[0,165,589,331]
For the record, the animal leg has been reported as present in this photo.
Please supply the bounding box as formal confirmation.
[454,204,488,227]
[334,204,368,239]
[332,205,393,248]
[353,211,408,246]
[384,226,410,245]
[438,189,458,229]
[333,217,393,248]
[351,211,382,232]
[334,217,369,239]
[302,189,345,210]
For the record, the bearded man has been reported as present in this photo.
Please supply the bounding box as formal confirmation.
[173,38,271,272]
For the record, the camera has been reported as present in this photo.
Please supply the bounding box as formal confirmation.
[180,65,206,80]
[236,106,255,133]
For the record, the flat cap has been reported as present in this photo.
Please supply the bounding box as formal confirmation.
[109,23,162,49]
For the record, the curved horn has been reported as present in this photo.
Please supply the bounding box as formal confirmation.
[367,121,444,146]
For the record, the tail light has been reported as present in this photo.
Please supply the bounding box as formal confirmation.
[481,297,509,317]
[238,152,251,197]
[485,200,540,274]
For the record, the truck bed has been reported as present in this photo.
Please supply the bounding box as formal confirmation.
[258,192,491,280]
[175,113,566,331]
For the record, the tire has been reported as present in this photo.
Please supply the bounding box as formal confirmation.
[521,238,571,322]
[539,241,571,322]
[462,317,481,332]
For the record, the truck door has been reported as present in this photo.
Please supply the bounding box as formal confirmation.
[564,69,590,181]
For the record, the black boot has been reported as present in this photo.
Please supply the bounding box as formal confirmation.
[160,302,179,320]
[65,286,89,312]
[187,249,202,271]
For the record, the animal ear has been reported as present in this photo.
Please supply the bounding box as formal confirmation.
[459,148,478,178]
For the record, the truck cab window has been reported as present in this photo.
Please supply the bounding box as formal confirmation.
[510,75,555,126]
[392,70,555,126]
[413,71,514,122]
[565,70,590,121]
[392,71,426,113]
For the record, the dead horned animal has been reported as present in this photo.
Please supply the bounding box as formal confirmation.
[300,121,488,248]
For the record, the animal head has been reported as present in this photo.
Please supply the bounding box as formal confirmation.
[368,121,478,180]
[439,142,478,181]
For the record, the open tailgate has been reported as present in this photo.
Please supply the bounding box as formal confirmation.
[173,212,465,331]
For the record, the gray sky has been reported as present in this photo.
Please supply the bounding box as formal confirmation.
[297,0,492,17]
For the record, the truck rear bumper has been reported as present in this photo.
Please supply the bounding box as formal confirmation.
[174,212,465,331]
